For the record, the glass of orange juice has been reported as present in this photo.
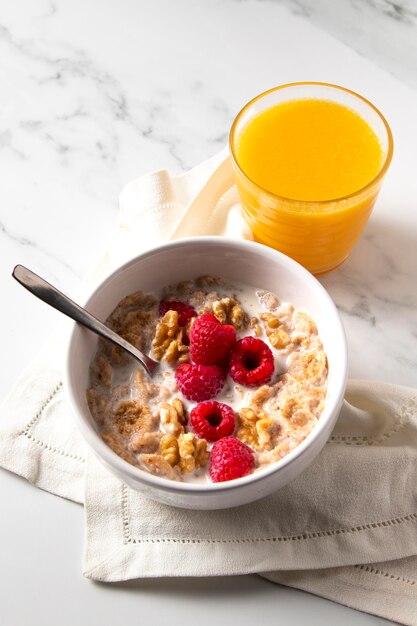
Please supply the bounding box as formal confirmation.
[229,82,393,275]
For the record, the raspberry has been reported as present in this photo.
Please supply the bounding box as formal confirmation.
[229,337,274,387]
[190,313,236,366]
[159,300,196,326]
[209,437,255,482]
[175,363,226,402]
[190,401,235,442]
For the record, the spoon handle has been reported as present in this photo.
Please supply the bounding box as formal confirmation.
[12,264,158,376]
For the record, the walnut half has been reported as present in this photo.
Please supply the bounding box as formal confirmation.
[178,433,209,474]
[159,398,186,437]
[152,310,190,363]
[158,432,209,474]
[207,297,249,330]
[237,407,275,451]
[260,312,290,349]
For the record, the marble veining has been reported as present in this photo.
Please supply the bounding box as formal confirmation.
[362,0,417,23]
[279,0,417,89]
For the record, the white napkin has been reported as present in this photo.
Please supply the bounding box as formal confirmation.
[0,149,416,626]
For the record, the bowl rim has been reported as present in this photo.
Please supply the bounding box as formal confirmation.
[65,236,348,495]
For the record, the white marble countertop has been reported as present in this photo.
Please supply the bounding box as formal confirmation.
[1,0,416,624]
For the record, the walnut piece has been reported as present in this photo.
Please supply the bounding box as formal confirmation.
[250,316,262,337]
[160,434,180,466]
[237,407,275,451]
[139,431,208,478]
[159,398,186,437]
[177,433,209,473]
[152,310,190,363]
[269,326,291,349]
[205,297,249,330]
[260,312,280,329]
[159,431,208,474]
[260,313,291,349]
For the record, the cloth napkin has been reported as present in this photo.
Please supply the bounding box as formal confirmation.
[1,148,416,626]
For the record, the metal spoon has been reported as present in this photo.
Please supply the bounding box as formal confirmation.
[12,264,159,376]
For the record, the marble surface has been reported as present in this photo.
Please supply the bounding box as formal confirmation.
[1,0,417,624]
[280,0,417,90]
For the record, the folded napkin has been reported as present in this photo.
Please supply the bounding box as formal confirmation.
[1,149,416,626]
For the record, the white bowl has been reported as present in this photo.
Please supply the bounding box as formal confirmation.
[66,237,347,510]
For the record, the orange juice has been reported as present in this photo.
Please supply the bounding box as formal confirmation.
[230,84,393,274]
[236,99,383,201]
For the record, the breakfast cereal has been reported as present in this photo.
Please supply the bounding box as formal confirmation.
[86,277,328,483]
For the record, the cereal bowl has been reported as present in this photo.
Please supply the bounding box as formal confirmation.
[65,237,347,509]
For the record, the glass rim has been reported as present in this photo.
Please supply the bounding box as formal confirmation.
[229,81,394,206]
